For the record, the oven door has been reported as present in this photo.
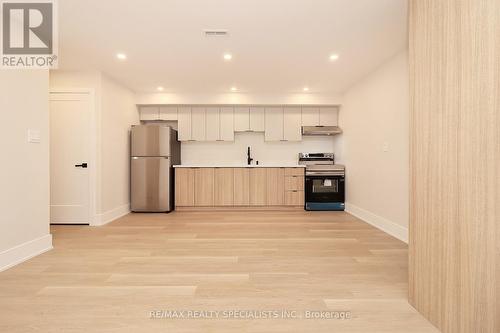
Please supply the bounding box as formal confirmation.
[305,175,345,210]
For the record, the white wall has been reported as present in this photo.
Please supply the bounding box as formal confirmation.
[181,132,340,165]
[49,71,138,225]
[100,75,139,214]
[0,70,52,271]
[340,50,409,242]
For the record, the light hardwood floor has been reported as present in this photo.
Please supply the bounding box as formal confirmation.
[0,212,439,332]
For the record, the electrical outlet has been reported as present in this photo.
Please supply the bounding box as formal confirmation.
[382,142,389,152]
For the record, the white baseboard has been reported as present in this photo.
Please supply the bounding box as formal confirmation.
[92,203,130,226]
[345,203,408,243]
[0,234,53,272]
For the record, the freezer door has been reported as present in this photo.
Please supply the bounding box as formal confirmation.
[131,157,172,212]
[131,125,171,157]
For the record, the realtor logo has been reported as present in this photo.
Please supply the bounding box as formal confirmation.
[1,0,58,68]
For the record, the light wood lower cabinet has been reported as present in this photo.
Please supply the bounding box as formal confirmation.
[249,168,267,206]
[175,168,195,206]
[285,175,304,191]
[194,168,214,206]
[233,168,250,205]
[214,168,234,206]
[266,168,285,205]
[285,190,304,206]
[175,167,304,209]
[284,170,304,206]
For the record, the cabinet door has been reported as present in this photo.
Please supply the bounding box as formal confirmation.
[205,107,220,141]
[301,107,320,126]
[214,168,234,206]
[264,107,284,141]
[194,168,214,206]
[159,106,177,120]
[177,107,192,141]
[266,168,285,205]
[249,107,265,132]
[285,175,304,191]
[234,107,250,132]
[234,168,250,205]
[283,107,302,141]
[285,191,304,206]
[219,107,234,141]
[140,106,159,121]
[319,107,338,126]
[285,168,304,176]
[175,168,195,206]
[191,107,206,141]
[249,168,267,205]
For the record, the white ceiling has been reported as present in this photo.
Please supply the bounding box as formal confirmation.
[57,0,408,94]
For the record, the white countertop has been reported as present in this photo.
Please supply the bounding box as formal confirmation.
[173,164,306,168]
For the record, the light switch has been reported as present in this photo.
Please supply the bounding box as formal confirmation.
[28,129,41,143]
[382,142,389,152]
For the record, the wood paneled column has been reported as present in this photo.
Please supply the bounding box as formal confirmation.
[409,0,500,332]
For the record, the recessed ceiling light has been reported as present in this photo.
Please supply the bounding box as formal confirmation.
[230,87,237,92]
[329,54,339,61]
[223,53,233,61]
[116,53,127,60]
[157,86,164,91]
[303,87,309,92]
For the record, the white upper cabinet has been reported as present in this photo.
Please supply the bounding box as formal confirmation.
[264,107,284,141]
[177,107,192,141]
[249,107,265,131]
[141,104,338,143]
[176,106,234,142]
[234,106,264,132]
[205,107,220,141]
[159,106,177,120]
[219,107,234,141]
[265,106,302,141]
[301,107,320,126]
[191,107,206,141]
[139,106,159,120]
[205,107,234,141]
[283,107,302,141]
[234,106,250,131]
[319,107,339,126]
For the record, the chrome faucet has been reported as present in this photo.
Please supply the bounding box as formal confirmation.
[247,146,254,165]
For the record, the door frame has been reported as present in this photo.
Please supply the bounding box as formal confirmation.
[49,88,97,225]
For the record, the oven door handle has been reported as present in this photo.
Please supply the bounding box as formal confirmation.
[306,172,345,177]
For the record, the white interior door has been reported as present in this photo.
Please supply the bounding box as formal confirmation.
[50,92,92,224]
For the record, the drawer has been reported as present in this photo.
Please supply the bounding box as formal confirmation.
[285,176,304,191]
[285,168,304,176]
[285,190,304,206]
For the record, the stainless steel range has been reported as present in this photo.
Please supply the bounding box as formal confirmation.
[299,153,345,211]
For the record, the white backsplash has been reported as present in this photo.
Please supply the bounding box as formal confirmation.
[180,132,342,165]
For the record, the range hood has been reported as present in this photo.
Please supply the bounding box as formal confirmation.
[302,126,343,136]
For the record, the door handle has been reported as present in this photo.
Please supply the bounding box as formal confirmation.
[75,163,88,168]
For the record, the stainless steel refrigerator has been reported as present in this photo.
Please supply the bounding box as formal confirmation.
[130,125,181,212]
